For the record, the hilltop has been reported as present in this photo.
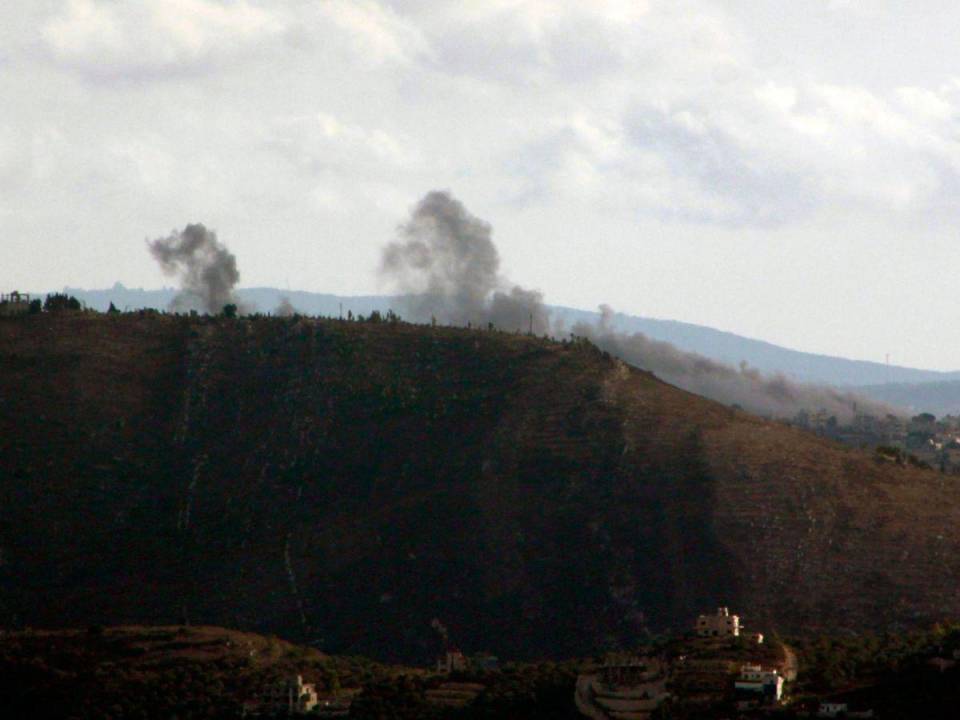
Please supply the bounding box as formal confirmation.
[57,283,960,391]
[3,313,960,661]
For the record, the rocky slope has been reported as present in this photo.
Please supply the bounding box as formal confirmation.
[2,313,960,660]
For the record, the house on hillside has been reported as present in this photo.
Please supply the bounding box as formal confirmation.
[254,675,319,715]
[0,291,30,316]
[695,607,740,637]
[733,664,783,706]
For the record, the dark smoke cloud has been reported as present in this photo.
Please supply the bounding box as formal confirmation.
[576,304,896,421]
[380,191,550,334]
[382,191,896,421]
[148,223,240,314]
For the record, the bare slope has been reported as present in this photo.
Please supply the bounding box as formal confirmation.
[1,314,959,660]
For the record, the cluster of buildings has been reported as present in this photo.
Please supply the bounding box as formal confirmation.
[243,675,351,718]
[792,408,960,474]
[434,649,499,675]
[576,607,780,720]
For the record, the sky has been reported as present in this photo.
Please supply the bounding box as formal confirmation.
[4,1,960,369]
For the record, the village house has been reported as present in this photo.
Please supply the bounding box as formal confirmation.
[733,664,783,705]
[257,674,319,715]
[695,607,740,637]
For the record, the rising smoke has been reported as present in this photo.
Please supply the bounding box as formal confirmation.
[274,297,297,317]
[380,191,551,334]
[148,223,240,314]
[382,191,895,421]
[573,305,893,421]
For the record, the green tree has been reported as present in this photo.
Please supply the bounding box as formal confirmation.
[43,293,81,312]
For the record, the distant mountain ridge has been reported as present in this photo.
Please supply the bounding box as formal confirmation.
[54,283,960,391]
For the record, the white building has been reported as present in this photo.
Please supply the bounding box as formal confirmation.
[695,607,740,637]
[734,665,783,704]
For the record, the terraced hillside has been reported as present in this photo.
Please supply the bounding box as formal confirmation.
[1,313,960,660]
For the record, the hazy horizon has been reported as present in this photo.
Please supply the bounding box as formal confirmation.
[23,279,960,379]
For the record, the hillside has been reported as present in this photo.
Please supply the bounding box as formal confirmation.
[0,625,337,719]
[57,283,960,389]
[0,625,583,720]
[3,314,960,661]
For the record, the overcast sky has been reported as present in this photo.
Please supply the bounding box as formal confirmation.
[5,1,960,369]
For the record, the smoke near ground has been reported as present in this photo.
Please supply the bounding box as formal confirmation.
[148,224,240,314]
[380,191,550,334]
[574,305,895,421]
[274,296,297,317]
[382,191,894,421]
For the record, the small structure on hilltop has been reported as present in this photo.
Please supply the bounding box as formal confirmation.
[733,664,783,708]
[575,655,670,720]
[0,291,30,316]
[695,607,740,638]
[255,675,319,716]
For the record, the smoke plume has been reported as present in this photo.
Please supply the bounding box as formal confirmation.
[148,223,240,314]
[382,191,896,421]
[275,296,297,317]
[574,305,895,422]
[380,191,550,334]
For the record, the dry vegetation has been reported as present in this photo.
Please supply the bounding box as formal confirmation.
[2,313,960,663]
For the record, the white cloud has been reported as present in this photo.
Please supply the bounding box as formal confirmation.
[265,112,414,177]
[42,0,286,79]
[311,0,430,66]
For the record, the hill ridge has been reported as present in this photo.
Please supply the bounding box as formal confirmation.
[48,283,960,390]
